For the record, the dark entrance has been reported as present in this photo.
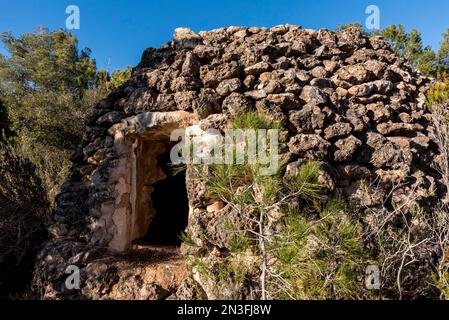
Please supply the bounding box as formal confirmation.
[143,151,189,246]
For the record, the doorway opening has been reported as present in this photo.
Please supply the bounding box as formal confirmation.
[143,150,189,246]
[106,110,197,252]
[131,138,189,248]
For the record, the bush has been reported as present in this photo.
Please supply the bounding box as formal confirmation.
[0,28,130,298]
[231,110,282,130]
[0,142,50,297]
[189,111,374,299]
[427,75,449,109]
[187,109,449,300]
[272,197,372,299]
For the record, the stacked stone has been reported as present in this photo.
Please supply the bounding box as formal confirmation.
[36,25,445,299]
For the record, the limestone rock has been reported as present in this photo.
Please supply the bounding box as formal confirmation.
[222,92,254,115]
[335,64,374,84]
[173,28,202,49]
[289,103,326,132]
[216,78,242,96]
[288,134,331,159]
[333,135,362,162]
[300,85,329,105]
[244,62,272,75]
[324,122,353,140]
[267,93,299,110]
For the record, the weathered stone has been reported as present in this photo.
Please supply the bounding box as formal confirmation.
[295,69,313,84]
[263,80,284,94]
[216,78,242,96]
[348,80,393,97]
[193,89,221,118]
[96,111,125,127]
[310,78,333,88]
[206,201,225,213]
[255,99,286,123]
[288,104,325,132]
[124,88,158,113]
[347,82,374,97]
[353,94,387,104]
[333,135,362,162]
[193,45,221,60]
[365,131,388,149]
[300,85,329,105]
[298,55,322,69]
[83,138,104,158]
[364,59,387,78]
[201,62,242,88]
[199,113,231,132]
[366,102,391,123]
[317,29,337,47]
[170,76,201,92]
[336,164,372,181]
[310,66,329,78]
[360,137,412,168]
[259,72,272,82]
[173,27,202,49]
[267,93,299,110]
[344,181,385,207]
[375,168,408,186]
[169,278,203,300]
[324,122,353,140]
[337,26,367,49]
[245,90,267,100]
[181,52,200,77]
[376,122,424,136]
[174,91,198,111]
[222,92,254,115]
[323,59,340,73]
[288,134,331,159]
[335,64,374,84]
[345,49,377,64]
[243,75,256,89]
[244,61,272,75]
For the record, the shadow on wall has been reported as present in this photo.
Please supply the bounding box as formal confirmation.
[143,151,189,246]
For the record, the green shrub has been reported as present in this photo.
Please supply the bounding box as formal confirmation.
[231,111,282,130]
[201,111,369,299]
[179,232,196,247]
[427,75,449,108]
[272,197,373,300]
[0,142,50,296]
[284,161,325,201]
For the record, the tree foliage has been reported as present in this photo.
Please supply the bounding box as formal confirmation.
[338,23,449,78]
[375,25,439,76]
[0,29,131,202]
[0,29,104,296]
[0,29,97,149]
[99,65,132,93]
[0,97,11,140]
[438,30,449,74]
[427,75,449,107]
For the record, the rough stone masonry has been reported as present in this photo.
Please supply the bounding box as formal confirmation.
[33,25,446,299]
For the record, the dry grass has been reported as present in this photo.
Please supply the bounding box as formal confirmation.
[429,104,449,203]
[0,143,50,296]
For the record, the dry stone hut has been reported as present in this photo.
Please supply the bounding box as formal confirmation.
[34,25,446,300]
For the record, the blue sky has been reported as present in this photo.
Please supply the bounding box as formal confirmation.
[0,0,448,71]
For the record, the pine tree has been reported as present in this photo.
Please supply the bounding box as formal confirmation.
[438,29,449,74]
[0,28,97,149]
[379,25,438,77]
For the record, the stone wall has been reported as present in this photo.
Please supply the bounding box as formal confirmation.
[34,25,446,299]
